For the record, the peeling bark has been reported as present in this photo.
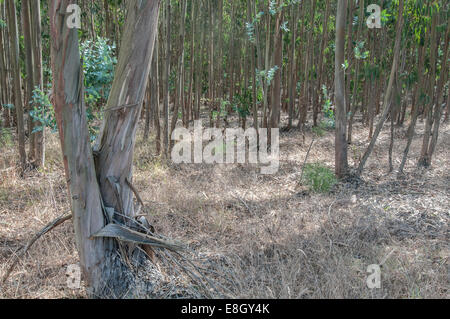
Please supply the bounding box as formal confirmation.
[51,0,160,298]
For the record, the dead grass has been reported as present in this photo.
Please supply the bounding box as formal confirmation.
[0,115,448,299]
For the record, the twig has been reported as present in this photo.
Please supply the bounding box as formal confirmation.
[2,213,72,284]
[299,136,316,183]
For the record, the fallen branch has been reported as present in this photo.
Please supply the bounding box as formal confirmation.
[90,223,185,252]
[2,213,73,284]
[299,136,316,183]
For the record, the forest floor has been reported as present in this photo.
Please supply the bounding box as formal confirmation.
[0,114,448,299]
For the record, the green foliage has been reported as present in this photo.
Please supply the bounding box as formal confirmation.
[354,41,369,60]
[232,87,252,119]
[321,85,335,129]
[0,128,12,148]
[29,86,57,133]
[80,37,117,141]
[213,99,230,121]
[257,66,279,87]
[0,19,6,28]
[81,37,117,108]
[302,163,337,193]
[1,103,14,110]
[312,125,325,137]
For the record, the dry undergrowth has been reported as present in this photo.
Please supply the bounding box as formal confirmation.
[0,115,448,299]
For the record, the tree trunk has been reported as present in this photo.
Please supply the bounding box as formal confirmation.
[288,4,297,129]
[31,0,45,167]
[418,10,439,167]
[50,0,160,298]
[358,0,404,176]
[22,0,36,164]
[6,0,27,172]
[347,0,366,144]
[315,0,331,124]
[163,0,170,157]
[398,45,425,175]
[152,38,161,155]
[271,2,283,130]
[334,0,349,178]
[170,0,187,141]
[0,1,9,127]
[426,18,449,166]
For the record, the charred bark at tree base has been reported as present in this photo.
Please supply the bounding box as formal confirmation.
[90,246,148,298]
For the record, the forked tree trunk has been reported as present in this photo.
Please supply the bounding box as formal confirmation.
[50,0,160,298]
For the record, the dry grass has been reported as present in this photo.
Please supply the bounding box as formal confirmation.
[0,115,449,299]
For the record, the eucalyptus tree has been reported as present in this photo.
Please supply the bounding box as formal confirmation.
[6,0,26,172]
[50,0,161,297]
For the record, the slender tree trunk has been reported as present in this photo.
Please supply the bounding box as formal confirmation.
[288,4,297,129]
[426,18,449,166]
[334,0,349,178]
[358,0,404,176]
[347,0,366,144]
[30,0,45,167]
[22,0,36,164]
[398,45,426,175]
[271,2,283,130]
[208,1,215,128]
[163,0,171,157]
[187,0,196,126]
[6,0,27,172]
[152,38,161,155]
[143,81,152,140]
[389,73,401,172]
[215,0,223,128]
[345,0,354,114]
[262,10,271,129]
[315,0,331,124]
[418,11,439,167]
[0,2,9,127]
[170,0,187,142]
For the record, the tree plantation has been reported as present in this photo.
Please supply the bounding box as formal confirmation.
[0,0,448,300]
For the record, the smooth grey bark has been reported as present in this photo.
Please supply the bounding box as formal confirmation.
[271,0,283,130]
[0,2,8,127]
[418,10,438,167]
[426,18,449,166]
[6,0,27,172]
[51,0,160,298]
[357,0,404,176]
[31,0,45,167]
[398,45,425,175]
[334,0,348,178]
[163,0,170,156]
[22,0,35,163]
